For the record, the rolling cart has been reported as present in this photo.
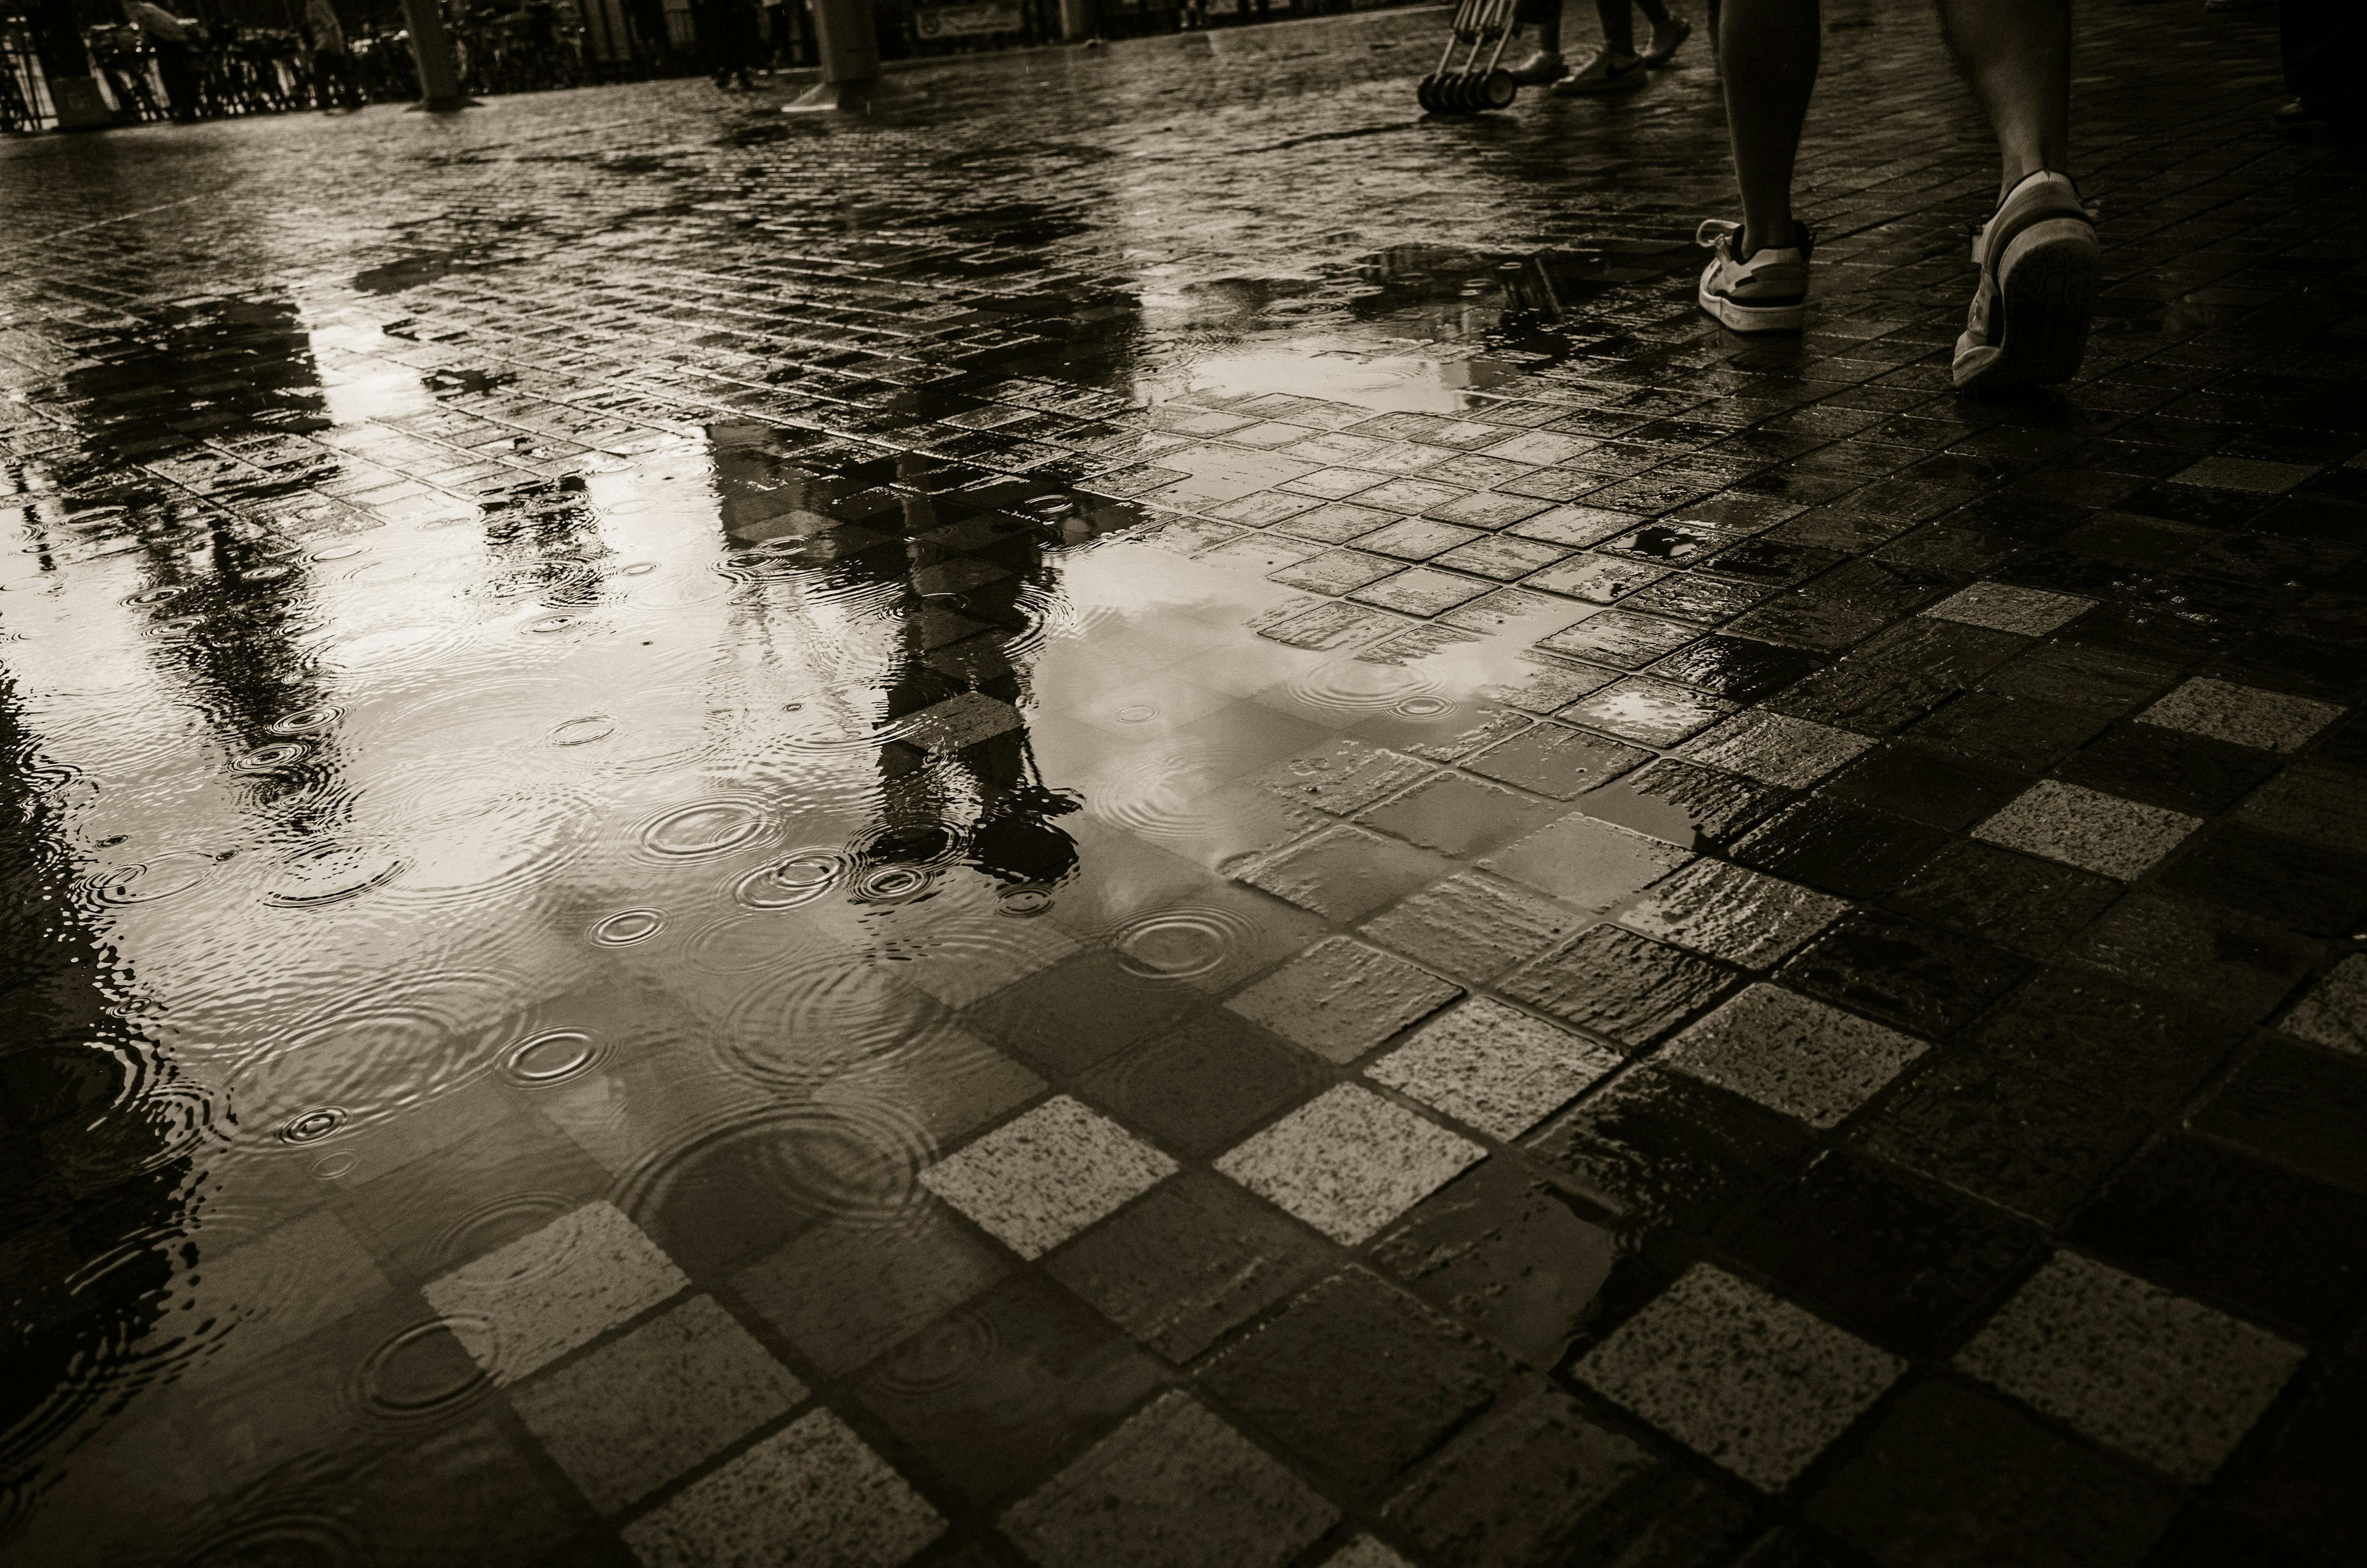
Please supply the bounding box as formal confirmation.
[1417,0,1522,113]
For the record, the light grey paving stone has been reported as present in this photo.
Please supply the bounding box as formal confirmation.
[2279,953,2366,1055]
[1367,998,1622,1140]
[622,1408,943,1567]
[1618,859,1847,968]
[1227,936,1463,1064]
[1923,582,2095,637]
[1680,711,1874,790]
[1955,1252,2307,1484]
[509,1294,806,1512]
[423,1200,687,1386]
[1359,873,1587,984]
[2138,677,2344,754]
[2170,455,2315,493]
[1573,1264,1903,1491]
[1217,1084,1485,1244]
[1001,1391,1337,1568]
[1659,984,1926,1129]
[1972,779,2201,880]
[1491,813,1690,911]
[1324,1536,1418,1568]
[920,1096,1177,1260]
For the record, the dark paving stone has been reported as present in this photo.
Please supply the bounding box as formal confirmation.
[851,1272,1164,1501]
[1368,1160,1619,1367]
[1821,741,2030,832]
[1723,1151,2043,1358]
[1074,1010,1326,1159]
[734,1204,1008,1378]
[1197,1267,1511,1498]
[1731,797,1955,902]
[1968,968,2244,1114]
[1979,643,2183,718]
[2231,762,2367,857]
[1778,911,2029,1039]
[1856,1056,2152,1225]
[1771,619,2027,736]
[1805,1379,2177,1568]
[1524,1066,1812,1233]
[1887,839,2124,960]
[1726,593,1886,653]
[1578,759,1792,851]
[2053,723,2282,817]
[1042,1170,1331,1363]
[2220,1363,2367,1563]
[2153,823,2367,939]
[2188,1040,2367,1198]
[1502,927,1738,1051]
[2076,893,2323,1021]
[1384,1384,1760,1568]
[1356,770,1563,857]
[1646,635,1826,703]
[1465,723,1653,801]
[965,950,1206,1076]
[1910,693,2109,772]
[2069,1137,2367,1339]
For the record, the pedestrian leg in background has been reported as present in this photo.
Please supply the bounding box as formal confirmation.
[1555,0,1690,93]
[2276,0,2365,141]
[1505,0,1569,84]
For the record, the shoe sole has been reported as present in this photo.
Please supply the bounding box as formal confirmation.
[1953,219,2101,390]
[1698,280,1804,333]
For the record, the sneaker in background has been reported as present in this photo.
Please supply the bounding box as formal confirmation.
[1695,218,1813,332]
[1504,48,1569,84]
[1551,48,1646,92]
[1642,15,1693,65]
[1951,169,2101,390]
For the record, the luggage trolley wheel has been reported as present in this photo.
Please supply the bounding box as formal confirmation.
[1417,73,1441,112]
[1477,69,1518,110]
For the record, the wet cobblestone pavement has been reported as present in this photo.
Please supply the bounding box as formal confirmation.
[4,4,2366,1563]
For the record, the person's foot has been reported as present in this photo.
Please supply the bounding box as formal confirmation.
[1503,48,1569,84]
[1641,15,1691,65]
[1952,169,2101,391]
[2272,99,2317,136]
[1551,48,1646,93]
[1695,218,1813,332]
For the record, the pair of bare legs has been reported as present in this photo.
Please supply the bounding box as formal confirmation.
[1718,0,2071,255]
[1530,0,1680,62]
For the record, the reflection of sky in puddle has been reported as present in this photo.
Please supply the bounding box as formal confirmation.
[1167,343,1498,415]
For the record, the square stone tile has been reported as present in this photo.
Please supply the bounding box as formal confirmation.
[850,1273,1164,1501]
[1574,1264,1904,1490]
[1923,581,2095,637]
[2169,455,2315,492]
[2281,952,2366,1055]
[1558,677,1739,748]
[733,1203,1007,1377]
[1535,606,1699,668]
[1198,1268,1511,1496]
[1465,722,1653,800]
[1225,936,1462,1064]
[1855,1055,2151,1225]
[1660,984,1928,1129]
[1367,998,1622,1140]
[920,1097,1178,1260]
[1000,1392,1337,1568]
[1618,859,1846,968]
[1502,926,1736,1051]
[1973,779,2201,880]
[1349,567,1493,617]
[1076,1010,1326,1158]
[2138,677,2344,754]
[1247,735,1434,814]
[1434,534,1572,581]
[1358,872,1587,984]
[965,950,1208,1076]
[1492,813,1690,910]
[1216,1084,1484,1244]
[1235,823,1453,921]
[1357,771,1561,857]
[1046,1170,1331,1362]
[1369,1161,1620,1366]
[422,1201,688,1386]
[621,1409,943,1567]
[508,1294,804,1513]
[1955,1251,2307,1482]
[1354,517,1486,560]
[1681,710,1874,790]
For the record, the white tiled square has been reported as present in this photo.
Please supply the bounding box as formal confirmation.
[622,1408,944,1567]
[422,1200,688,1386]
[1680,711,1874,790]
[2138,677,2344,754]
[1216,1084,1484,1244]
[1659,984,1926,1129]
[1002,1391,1336,1568]
[1618,859,1847,968]
[1956,1252,2306,1483]
[2279,953,2365,1055]
[920,1096,1177,1259]
[1574,1264,1903,1491]
[1923,581,2095,637]
[1973,779,2201,880]
[1367,998,1621,1140]
[509,1294,806,1512]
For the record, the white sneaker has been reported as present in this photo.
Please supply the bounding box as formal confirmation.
[1551,49,1646,94]
[1504,49,1568,84]
[1952,170,2101,390]
[1641,15,1691,65]
[1695,218,1813,332]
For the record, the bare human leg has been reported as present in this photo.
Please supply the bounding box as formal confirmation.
[1936,0,2072,202]
[1715,0,1820,255]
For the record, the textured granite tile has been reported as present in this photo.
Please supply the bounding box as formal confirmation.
[1618,858,1847,967]
[1922,581,2095,636]
[1216,1084,1484,1244]
[1368,998,1623,1140]
[623,1410,942,1567]
[1972,779,2201,880]
[422,1201,687,1386]
[1661,984,1927,1129]
[921,1096,1177,1259]
[2138,677,2344,753]
[1358,872,1587,983]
